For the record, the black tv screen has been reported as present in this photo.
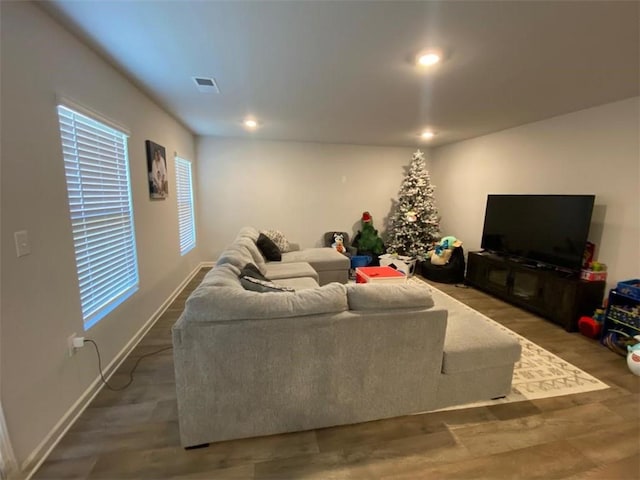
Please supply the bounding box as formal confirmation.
[481,194,595,271]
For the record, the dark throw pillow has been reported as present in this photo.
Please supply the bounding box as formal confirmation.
[257,233,282,261]
[240,263,269,282]
[240,276,294,293]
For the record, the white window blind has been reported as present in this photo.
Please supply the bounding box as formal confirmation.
[57,105,139,329]
[175,157,196,255]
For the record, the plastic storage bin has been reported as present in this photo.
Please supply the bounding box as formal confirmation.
[617,279,640,301]
[350,255,372,268]
[379,254,416,277]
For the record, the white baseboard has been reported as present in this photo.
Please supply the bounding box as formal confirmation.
[22,263,207,480]
[0,403,18,480]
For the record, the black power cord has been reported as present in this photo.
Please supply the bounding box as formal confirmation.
[84,339,172,391]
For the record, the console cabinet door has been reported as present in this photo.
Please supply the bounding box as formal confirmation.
[511,270,543,304]
[541,275,578,330]
[485,264,510,295]
[467,253,509,295]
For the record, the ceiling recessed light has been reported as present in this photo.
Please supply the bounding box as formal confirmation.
[417,51,441,67]
[243,118,258,129]
[420,130,435,140]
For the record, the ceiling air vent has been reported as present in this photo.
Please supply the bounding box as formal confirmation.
[192,76,220,93]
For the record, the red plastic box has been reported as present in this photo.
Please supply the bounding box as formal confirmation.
[355,266,406,284]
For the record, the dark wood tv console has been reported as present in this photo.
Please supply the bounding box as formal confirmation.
[465,251,606,331]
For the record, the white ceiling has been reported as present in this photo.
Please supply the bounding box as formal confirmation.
[42,1,639,147]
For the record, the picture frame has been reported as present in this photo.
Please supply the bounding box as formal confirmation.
[146,140,168,199]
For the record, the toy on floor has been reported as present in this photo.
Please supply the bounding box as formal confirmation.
[602,330,637,357]
[627,336,640,376]
[379,253,417,277]
[578,307,606,339]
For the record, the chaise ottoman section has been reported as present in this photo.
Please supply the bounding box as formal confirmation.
[280,248,350,285]
[441,309,521,374]
[433,296,521,409]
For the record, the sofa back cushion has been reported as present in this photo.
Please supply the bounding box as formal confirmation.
[235,237,267,271]
[215,247,251,270]
[185,282,348,322]
[346,282,435,311]
[235,226,260,242]
[200,263,243,288]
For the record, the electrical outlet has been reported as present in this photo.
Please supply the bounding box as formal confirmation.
[67,333,77,357]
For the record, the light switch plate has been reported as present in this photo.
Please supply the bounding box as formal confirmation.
[14,230,31,257]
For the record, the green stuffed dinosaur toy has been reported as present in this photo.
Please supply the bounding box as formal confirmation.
[353,211,384,255]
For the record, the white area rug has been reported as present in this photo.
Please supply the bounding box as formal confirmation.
[422,281,609,408]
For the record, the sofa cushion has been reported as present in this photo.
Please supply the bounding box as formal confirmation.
[185,282,348,322]
[346,282,435,311]
[273,276,320,290]
[257,233,282,261]
[262,229,291,253]
[240,276,294,293]
[280,248,349,272]
[264,262,319,282]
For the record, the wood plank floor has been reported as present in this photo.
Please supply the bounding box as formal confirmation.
[34,271,640,479]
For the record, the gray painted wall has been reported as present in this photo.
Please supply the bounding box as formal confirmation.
[196,137,417,257]
[1,2,201,467]
[430,97,640,290]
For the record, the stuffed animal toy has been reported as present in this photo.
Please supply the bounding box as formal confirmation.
[353,211,384,255]
[627,337,640,376]
[430,249,453,266]
[427,235,462,265]
[331,233,347,254]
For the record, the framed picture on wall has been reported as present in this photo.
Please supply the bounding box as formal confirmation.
[146,140,168,199]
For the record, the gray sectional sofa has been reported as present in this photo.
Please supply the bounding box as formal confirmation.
[172,227,521,448]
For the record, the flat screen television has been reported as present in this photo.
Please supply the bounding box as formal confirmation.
[480,194,595,272]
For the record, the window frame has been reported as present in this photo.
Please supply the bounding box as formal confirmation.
[174,156,196,255]
[56,102,139,329]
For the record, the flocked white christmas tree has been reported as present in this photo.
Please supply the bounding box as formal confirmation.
[386,149,440,258]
